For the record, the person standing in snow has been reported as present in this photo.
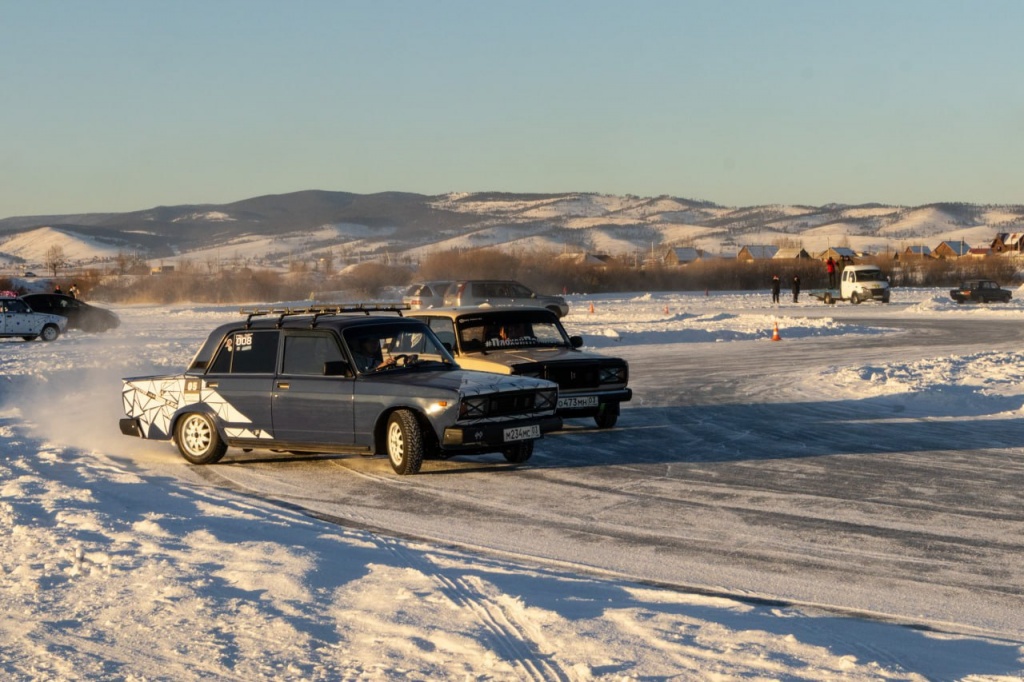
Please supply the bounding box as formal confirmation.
[771,274,781,304]
[826,256,837,289]
[791,274,801,303]
[68,283,80,299]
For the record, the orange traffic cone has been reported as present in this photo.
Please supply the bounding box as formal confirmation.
[589,301,595,314]
[664,304,670,315]
[771,321,782,341]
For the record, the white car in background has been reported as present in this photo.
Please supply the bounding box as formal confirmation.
[0,295,67,341]
[401,280,452,310]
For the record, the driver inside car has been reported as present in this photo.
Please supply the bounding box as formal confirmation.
[352,336,394,372]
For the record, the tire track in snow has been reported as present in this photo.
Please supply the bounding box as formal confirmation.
[194,462,575,681]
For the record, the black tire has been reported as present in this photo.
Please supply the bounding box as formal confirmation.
[594,411,618,429]
[175,413,227,464]
[386,409,424,475]
[502,440,534,464]
[823,293,834,305]
[40,325,60,342]
[849,292,860,305]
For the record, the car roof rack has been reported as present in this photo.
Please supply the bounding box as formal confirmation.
[239,303,410,328]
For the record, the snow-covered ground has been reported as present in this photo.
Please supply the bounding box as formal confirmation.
[1,288,1023,680]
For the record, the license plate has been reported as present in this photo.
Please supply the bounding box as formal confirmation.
[557,395,599,409]
[503,424,540,442]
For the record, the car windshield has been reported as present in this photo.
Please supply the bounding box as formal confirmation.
[853,269,884,282]
[456,312,569,352]
[344,324,455,374]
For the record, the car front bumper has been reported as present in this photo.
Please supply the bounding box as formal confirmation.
[555,388,632,416]
[442,415,562,450]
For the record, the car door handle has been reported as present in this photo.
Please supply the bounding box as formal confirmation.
[206,381,219,388]
[276,382,290,390]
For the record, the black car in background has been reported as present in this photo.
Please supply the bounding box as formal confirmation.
[949,280,1013,304]
[21,293,121,332]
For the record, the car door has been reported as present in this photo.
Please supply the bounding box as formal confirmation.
[271,331,355,445]
[203,330,278,439]
[1,299,42,336]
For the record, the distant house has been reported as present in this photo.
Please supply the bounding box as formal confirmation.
[967,247,991,258]
[772,247,811,260]
[817,246,857,264]
[556,252,613,266]
[736,245,779,262]
[663,247,703,266]
[991,233,1024,253]
[932,240,970,259]
[695,251,735,263]
[151,264,175,275]
[902,245,931,259]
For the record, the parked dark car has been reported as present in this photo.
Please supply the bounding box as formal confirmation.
[949,280,1013,304]
[412,306,630,428]
[443,280,570,318]
[21,293,120,331]
[118,305,561,475]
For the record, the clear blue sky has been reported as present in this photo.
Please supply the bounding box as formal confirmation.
[3,0,1023,217]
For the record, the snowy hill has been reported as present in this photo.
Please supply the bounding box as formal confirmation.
[2,191,1023,271]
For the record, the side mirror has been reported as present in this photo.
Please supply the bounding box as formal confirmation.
[570,335,583,348]
[323,360,353,377]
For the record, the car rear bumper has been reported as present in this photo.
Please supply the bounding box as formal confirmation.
[119,417,143,437]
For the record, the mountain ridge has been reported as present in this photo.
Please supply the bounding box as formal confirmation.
[1,191,1022,269]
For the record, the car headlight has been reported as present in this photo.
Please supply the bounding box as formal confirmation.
[536,388,558,411]
[599,366,626,384]
[459,396,488,418]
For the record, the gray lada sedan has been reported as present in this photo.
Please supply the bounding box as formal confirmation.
[119,305,561,474]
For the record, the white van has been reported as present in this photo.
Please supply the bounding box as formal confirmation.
[840,265,890,304]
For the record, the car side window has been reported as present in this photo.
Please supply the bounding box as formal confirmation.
[208,330,280,374]
[6,299,30,314]
[509,283,532,297]
[282,333,344,375]
[426,318,456,350]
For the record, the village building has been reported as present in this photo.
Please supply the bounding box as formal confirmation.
[932,241,970,259]
[991,233,1024,254]
[772,247,811,260]
[736,245,778,262]
[902,245,931,259]
[817,246,857,264]
[663,247,703,266]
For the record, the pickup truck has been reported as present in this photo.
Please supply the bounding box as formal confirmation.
[812,265,891,304]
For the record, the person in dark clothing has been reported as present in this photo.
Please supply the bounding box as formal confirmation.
[791,274,801,303]
[826,256,837,288]
[771,274,781,304]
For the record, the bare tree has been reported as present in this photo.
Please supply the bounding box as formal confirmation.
[45,245,68,277]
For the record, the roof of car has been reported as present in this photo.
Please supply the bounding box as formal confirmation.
[410,306,559,320]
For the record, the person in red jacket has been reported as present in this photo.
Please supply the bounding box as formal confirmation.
[826,256,837,288]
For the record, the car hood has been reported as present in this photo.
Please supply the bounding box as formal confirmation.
[458,346,616,371]
[372,367,557,394]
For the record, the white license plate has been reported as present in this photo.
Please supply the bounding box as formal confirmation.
[557,395,599,409]
[503,424,540,442]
